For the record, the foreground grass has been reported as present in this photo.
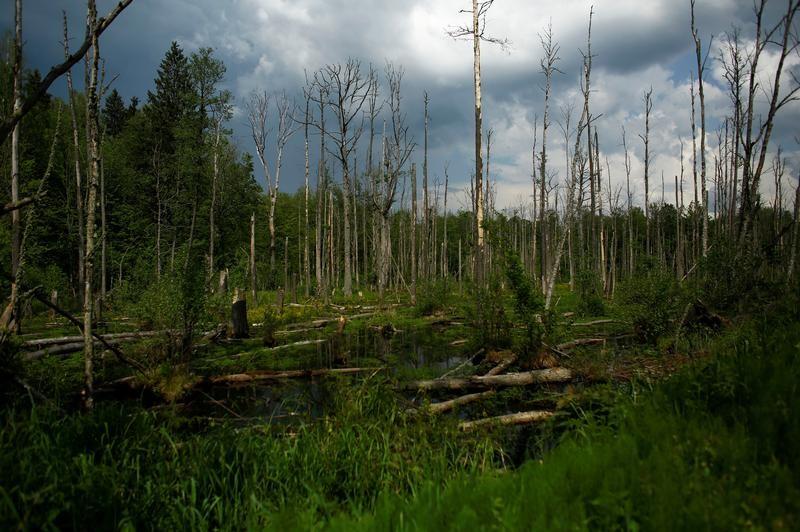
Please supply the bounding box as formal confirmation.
[325,315,800,530]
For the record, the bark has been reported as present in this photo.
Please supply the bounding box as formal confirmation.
[421,390,496,415]
[401,367,572,391]
[692,1,709,257]
[411,162,417,302]
[459,410,554,431]
[209,367,384,384]
[231,292,249,339]
[82,0,101,408]
[8,0,22,335]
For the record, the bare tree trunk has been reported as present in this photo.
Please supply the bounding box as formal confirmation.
[787,176,800,285]
[63,12,86,305]
[83,0,100,409]
[423,92,430,281]
[692,0,709,257]
[8,0,23,334]
[640,88,653,255]
[250,212,257,302]
[208,119,221,276]
[411,162,417,302]
[471,0,485,284]
[304,98,311,296]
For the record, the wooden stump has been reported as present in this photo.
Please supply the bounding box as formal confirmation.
[231,290,249,339]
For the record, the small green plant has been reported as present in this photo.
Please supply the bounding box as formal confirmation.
[575,269,605,317]
[414,280,449,317]
[468,275,513,350]
[617,263,682,345]
[504,250,544,357]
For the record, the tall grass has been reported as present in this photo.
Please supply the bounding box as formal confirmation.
[326,315,800,530]
[0,379,499,530]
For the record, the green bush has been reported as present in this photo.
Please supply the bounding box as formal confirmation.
[617,264,682,345]
[504,250,544,356]
[575,269,605,317]
[468,276,513,350]
[414,280,450,317]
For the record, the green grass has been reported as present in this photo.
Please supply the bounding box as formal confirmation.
[324,315,800,530]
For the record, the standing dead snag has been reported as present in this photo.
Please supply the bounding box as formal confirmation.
[8,0,22,335]
[691,0,709,257]
[246,91,298,281]
[312,60,371,297]
[447,0,509,286]
[538,20,561,292]
[374,63,415,299]
[640,88,653,255]
[83,0,101,409]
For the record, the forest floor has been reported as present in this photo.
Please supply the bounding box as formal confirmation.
[2,284,798,529]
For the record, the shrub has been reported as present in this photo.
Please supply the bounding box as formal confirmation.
[575,269,605,317]
[414,280,450,317]
[617,264,683,345]
[504,250,544,357]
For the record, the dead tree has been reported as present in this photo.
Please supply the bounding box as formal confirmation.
[447,0,509,285]
[83,0,101,409]
[738,0,800,246]
[538,21,561,291]
[639,88,653,255]
[374,64,415,299]
[0,0,134,144]
[691,0,710,257]
[246,91,297,281]
[208,91,232,277]
[7,0,22,334]
[313,60,371,297]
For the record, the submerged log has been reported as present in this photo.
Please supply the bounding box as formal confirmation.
[459,410,555,431]
[401,367,572,391]
[208,366,385,384]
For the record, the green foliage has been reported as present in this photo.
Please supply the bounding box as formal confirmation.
[0,382,498,530]
[414,280,450,317]
[326,314,800,530]
[468,276,513,350]
[575,269,605,317]
[617,263,683,345]
[504,250,544,356]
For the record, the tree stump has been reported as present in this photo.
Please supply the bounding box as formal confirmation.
[231,290,249,339]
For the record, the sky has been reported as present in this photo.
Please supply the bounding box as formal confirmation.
[4,0,799,215]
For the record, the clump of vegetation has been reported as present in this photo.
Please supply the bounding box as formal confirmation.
[504,250,544,357]
[414,280,450,317]
[617,263,683,345]
[0,381,499,530]
[262,305,280,347]
[575,269,605,317]
[468,275,513,350]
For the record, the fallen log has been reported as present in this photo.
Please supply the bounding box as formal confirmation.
[556,338,604,351]
[228,338,327,358]
[25,340,122,360]
[23,330,169,349]
[459,410,555,431]
[283,312,376,331]
[209,366,385,384]
[401,367,572,391]
[425,390,496,414]
[569,319,622,327]
[484,354,518,376]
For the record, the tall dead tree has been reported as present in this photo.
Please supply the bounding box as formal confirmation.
[539,20,561,291]
[374,64,415,299]
[247,91,297,281]
[423,92,430,280]
[208,91,232,277]
[82,0,101,409]
[315,60,371,297]
[8,0,22,334]
[738,0,800,245]
[691,0,710,257]
[640,88,653,254]
[447,0,509,285]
